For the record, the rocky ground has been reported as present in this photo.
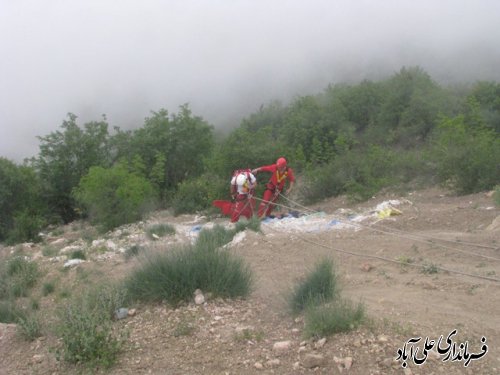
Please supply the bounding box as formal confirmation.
[1,187,499,375]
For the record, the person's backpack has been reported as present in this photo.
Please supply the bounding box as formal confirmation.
[231,169,253,197]
[232,169,252,180]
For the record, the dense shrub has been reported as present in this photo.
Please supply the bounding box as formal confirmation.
[125,225,253,305]
[34,115,112,223]
[288,258,338,314]
[171,174,227,215]
[303,299,365,338]
[146,223,176,239]
[0,256,40,299]
[6,209,45,245]
[0,300,25,323]
[17,313,42,341]
[73,164,157,232]
[299,146,408,204]
[289,258,366,338]
[55,284,126,369]
[430,116,500,194]
[0,158,46,244]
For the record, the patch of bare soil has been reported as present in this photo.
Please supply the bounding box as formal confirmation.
[1,187,499,374]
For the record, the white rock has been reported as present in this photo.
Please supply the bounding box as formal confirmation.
[60,245,82,254]
[266,359,280,367]
[92,239,105,247]
[50,238,66,246]
[301,354,326,368]
[127,308,137,317]
[344,356,353,370]
[63,259,84,268]
[230,231,246,245]
[32,354,45,363]
[115,308,128,320]
[194,293,205,305]
[377,334,389,343]
[315,337,327,348]
[106,240,117,250]
[254,362,263,369]
[273,340,291,354]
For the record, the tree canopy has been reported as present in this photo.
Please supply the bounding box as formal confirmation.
[1,67,499,243]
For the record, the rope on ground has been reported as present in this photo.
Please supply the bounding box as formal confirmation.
[279,193,498,249]
[256,195,500,276]
[273,226,500,283]
[372,222,498,250]
[271,193,500,262]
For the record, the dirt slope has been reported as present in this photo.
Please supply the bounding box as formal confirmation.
[1,187,499,375]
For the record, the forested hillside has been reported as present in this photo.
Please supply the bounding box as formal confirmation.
[1,66,499,244]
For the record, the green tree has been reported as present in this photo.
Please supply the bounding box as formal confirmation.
[126,105,214,200]
[468,81,500,132]
[336,80,383,132]
[209,125,286,178]
[430,115,500,193]
[281,95,340,163]
[33,114,111,223]
[0,158,46,243]
[370,66,448,146]
[73,164,157,232]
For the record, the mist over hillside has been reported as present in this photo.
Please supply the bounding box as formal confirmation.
[1,0,499,162]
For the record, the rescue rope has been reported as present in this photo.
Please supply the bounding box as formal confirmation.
[264,224,500,283]
[233,194,254,219]
[252,194,500,264]
[278,193,498,248]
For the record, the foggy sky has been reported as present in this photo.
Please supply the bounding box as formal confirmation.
[1,0,499,162]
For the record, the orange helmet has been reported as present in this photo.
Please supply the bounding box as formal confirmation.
[276,157,287,168]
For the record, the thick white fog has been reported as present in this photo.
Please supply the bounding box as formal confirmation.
[1,0,499,162]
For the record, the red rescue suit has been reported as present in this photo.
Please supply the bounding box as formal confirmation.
[230,170,256,222]
[256,164,295,217]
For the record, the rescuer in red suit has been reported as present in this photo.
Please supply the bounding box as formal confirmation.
[252,157,295,218]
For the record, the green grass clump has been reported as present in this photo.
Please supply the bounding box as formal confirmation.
[234,216,262,233]
[125,226,253,305]
[288,258,338,314]
[172,319,195,337]
[55,284,127,369]
[70,250,86,260]
[42,245,59,257]
[42,281,56,296]
[146,223,176,239]
[289,257,366,338]
[17,313,42,341]
[196,224,236,249]
[303,299,365,338]
[421,263,439,274]
[0,300,25,323]
[1,256,40,298]
[124,244,142,260]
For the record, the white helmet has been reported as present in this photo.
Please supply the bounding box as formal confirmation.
[236,173,247,186]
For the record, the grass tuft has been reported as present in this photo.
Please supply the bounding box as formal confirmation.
[1,256,40,299]
[146,223,176,239]
[17,314,42,341]
[303,299,366,338]
[55,283,127,369]
[125,226,253,306]
[288,258,338,314]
